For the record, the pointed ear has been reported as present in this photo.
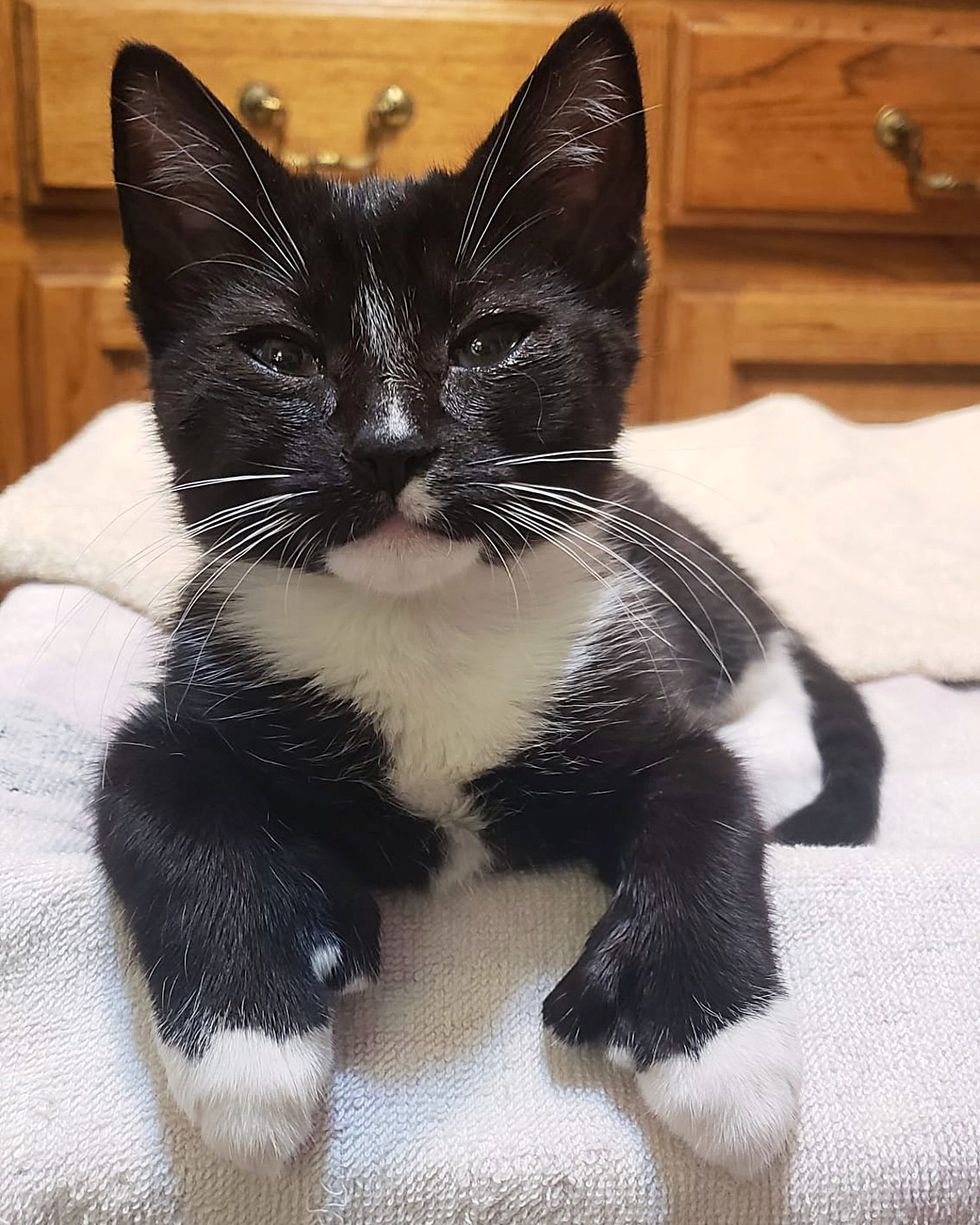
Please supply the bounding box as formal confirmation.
[457,10,647,284]
[111,43,298,343]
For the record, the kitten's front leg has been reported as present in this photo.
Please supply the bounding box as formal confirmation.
[543,729,801,1178]
[95,705,380,1174]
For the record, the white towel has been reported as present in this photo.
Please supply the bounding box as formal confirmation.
[1,394,978,1223]
[1,582,979,1225]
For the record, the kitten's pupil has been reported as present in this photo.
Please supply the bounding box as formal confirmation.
[246,335,318,377]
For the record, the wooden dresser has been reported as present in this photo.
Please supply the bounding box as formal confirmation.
[1,0,979,487]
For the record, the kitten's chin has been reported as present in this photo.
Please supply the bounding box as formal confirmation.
[326,516,481,597]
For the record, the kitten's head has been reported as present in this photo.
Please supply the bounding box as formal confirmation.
[112,10,647,596]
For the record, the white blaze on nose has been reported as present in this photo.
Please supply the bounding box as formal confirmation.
[378,397,414,444]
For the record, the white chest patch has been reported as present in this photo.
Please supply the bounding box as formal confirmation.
[713,632,822,828]
[223,548,609,884]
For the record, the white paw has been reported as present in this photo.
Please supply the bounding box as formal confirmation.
[155,1025,333,1175]
[635,996,801,1179]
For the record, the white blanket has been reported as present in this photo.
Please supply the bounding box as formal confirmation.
[1,396,979,1223]
[1,582,979,1224]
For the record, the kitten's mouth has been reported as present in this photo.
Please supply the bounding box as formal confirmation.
[329,508,481,595]
[367,511,441,545]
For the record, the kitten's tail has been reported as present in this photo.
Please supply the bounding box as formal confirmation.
[772,642,883,847]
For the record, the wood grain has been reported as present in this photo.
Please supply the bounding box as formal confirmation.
[625,4,670,423]
[0,0,19,204]
[0,262,28,484]
[665,228,980,290]
[657,283,980,420]
[733,288,980,364]
[670,9,980,226]
[738,364,980,421]
[21,0,598,193]
[25,268,146,458]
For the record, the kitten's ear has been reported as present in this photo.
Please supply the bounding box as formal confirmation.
[111,43,296,343]
[458,10,647,284]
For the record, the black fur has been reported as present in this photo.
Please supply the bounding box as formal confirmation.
[773,643,883,846]
[95,9,882,1112]
[108,21,646,571]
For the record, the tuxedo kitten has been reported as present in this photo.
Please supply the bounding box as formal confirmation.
[96,11,882,1179]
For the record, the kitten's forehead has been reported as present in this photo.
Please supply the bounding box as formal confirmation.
[310,173,463,360]
[329,172,455,257]
[354,243,417,382]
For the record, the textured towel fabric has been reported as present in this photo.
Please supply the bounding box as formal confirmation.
[0,395,978,680]
[1,582,979,1225]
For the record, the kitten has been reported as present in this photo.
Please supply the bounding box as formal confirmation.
[96,11,882,1179]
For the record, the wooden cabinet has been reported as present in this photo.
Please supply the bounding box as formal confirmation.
[660,280,980,421]
[19,0,579,196]
[25,268,145,455]
[0,261,28,485]
[669,7,980,227]
[1,0,980,487]
[654,1,980,423]
[656,226,980,420]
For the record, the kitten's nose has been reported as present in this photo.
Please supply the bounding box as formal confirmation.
[347,437,439,499]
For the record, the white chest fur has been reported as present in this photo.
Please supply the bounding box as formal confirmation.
[224,549,606,837]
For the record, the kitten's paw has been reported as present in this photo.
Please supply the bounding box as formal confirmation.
[542,907,800,1178]
[634,997,802,1179]
[156,1025,334,1175]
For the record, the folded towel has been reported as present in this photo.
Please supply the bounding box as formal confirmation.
[1,396,978,1223]
[1,582,978,1224]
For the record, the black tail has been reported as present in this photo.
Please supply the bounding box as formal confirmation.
[772,643,883,847]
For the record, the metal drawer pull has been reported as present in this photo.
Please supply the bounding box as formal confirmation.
[874,106,980,196]
[238,81,414,174]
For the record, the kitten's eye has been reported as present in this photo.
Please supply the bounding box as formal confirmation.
[243,334,319,377]
[452,318,531,369]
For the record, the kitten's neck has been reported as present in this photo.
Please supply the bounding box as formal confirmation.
[219,528,610,652]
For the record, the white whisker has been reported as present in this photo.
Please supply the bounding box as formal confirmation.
[199,84,307,276]
[462,104,657,271]
[118,99,300,278]
[456,77,533,268]
[491,494,731,682]
[502,479,777,635]
[115,180,294,282]
[497,481,761,660]
[478,501,672,703]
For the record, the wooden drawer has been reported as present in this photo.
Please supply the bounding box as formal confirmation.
[25,267,145,457]
[16,0,581,196]
[669,6,980,230]
[657,282,980,421]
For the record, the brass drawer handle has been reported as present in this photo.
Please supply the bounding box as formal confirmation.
[238,81,414,175]
[874,106,980,197]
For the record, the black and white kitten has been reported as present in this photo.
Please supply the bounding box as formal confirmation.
[96,12,882,1179]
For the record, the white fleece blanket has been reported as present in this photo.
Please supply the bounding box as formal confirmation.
[0,394,977,681]
[0,397,979,1223]
[1,582,979,1225]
